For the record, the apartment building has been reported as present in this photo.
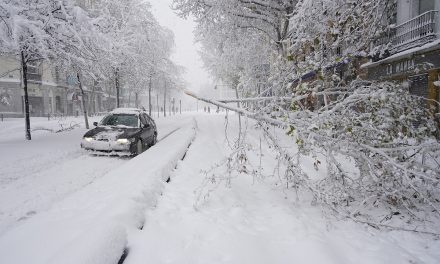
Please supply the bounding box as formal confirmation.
[363,0,440,112]
[0,0,112,118]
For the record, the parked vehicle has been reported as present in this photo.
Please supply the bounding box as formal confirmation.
[80,108,157,156]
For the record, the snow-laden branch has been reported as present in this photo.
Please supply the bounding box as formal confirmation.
[185,90,285,127]
[186,80,440,225]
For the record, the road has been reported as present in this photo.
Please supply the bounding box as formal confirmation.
[0,114,193,235]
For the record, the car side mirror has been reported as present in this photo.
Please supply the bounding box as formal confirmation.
[93,122,98,127]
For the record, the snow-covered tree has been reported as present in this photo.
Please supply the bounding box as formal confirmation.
[0,0,97,139]
[173,0,297,55]
[180,0,440,227]
[94,0,180,112]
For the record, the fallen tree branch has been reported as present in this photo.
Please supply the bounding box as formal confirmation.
[185,90,286,127]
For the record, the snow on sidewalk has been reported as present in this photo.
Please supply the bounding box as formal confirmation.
[124,115,440,264]
[0,118,196,264]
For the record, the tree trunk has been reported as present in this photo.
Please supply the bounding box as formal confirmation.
[135,92,139,108]
[156,93,159,118]
[115,67,120,108]
[21,51,31,140]
[148,73,152,116]
[163,80,167,117]
[89,84,96,115]
[77,72,89,129]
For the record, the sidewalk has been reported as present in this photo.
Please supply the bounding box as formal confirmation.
[124,115,440,264]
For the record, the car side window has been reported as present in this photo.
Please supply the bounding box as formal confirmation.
[139,114,148,127]
[146,115,155,129]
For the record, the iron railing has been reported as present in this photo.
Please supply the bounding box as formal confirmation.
[374,10,438,59]
[392,10,438,52]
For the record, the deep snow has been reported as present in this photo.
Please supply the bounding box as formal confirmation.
[0,113,439,264]
[0,113,196,264]
[125,115,440,264]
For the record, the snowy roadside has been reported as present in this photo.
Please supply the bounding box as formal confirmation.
[0,115,196,264]
[123,115,440,264]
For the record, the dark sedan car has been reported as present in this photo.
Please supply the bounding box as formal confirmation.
[80,108,157,156]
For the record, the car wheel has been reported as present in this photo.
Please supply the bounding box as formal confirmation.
[136,139,143,155]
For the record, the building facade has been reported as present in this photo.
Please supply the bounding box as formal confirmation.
[0,56,110,117]
[0,0,114,118]
[363,0,440,113]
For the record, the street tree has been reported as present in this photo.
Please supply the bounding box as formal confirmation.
[177,0,440,227]
[0,0,96,139]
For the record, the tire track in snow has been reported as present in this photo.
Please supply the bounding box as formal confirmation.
[158,127,181,142]
[117,119,197,264]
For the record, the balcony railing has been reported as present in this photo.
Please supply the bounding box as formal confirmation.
[373,10,438,60]
[393,10,438,52]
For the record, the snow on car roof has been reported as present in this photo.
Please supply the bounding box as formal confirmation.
[109,108,145,115]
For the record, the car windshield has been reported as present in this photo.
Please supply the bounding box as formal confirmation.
[100,114,138,127]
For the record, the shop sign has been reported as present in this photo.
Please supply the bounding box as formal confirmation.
[386,59,415,75]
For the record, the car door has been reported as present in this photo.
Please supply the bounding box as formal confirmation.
[145,115,156,144]
[140,113,154,143]
[138,114,150,144]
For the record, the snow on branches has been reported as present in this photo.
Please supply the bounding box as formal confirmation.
[179,0,440,227]
[191,80,440,229]
[280,81,440,221]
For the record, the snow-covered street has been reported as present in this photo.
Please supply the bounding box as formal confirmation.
[0,114,193,235]
[0,113,439,264]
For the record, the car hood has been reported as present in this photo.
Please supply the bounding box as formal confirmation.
[83,126,141,140]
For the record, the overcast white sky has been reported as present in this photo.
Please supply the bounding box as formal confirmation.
[148,0,212,92]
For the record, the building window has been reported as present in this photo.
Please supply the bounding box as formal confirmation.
[419,0,435,14]
[56,96,62,113]
[27,61,41,75]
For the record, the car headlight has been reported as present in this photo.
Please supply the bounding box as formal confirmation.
[84,137,93,142]
[116,138,131,144]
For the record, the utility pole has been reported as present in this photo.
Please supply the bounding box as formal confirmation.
[156,93,159,118]
[180,99,182,114]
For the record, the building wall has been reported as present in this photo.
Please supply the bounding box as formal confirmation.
[0,56,22,116]
[397,0,440,26]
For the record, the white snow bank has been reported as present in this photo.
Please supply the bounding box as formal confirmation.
[47,224,127,264]
[0,119,197,264]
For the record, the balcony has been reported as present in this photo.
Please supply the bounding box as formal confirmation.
[373,10,438,61]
